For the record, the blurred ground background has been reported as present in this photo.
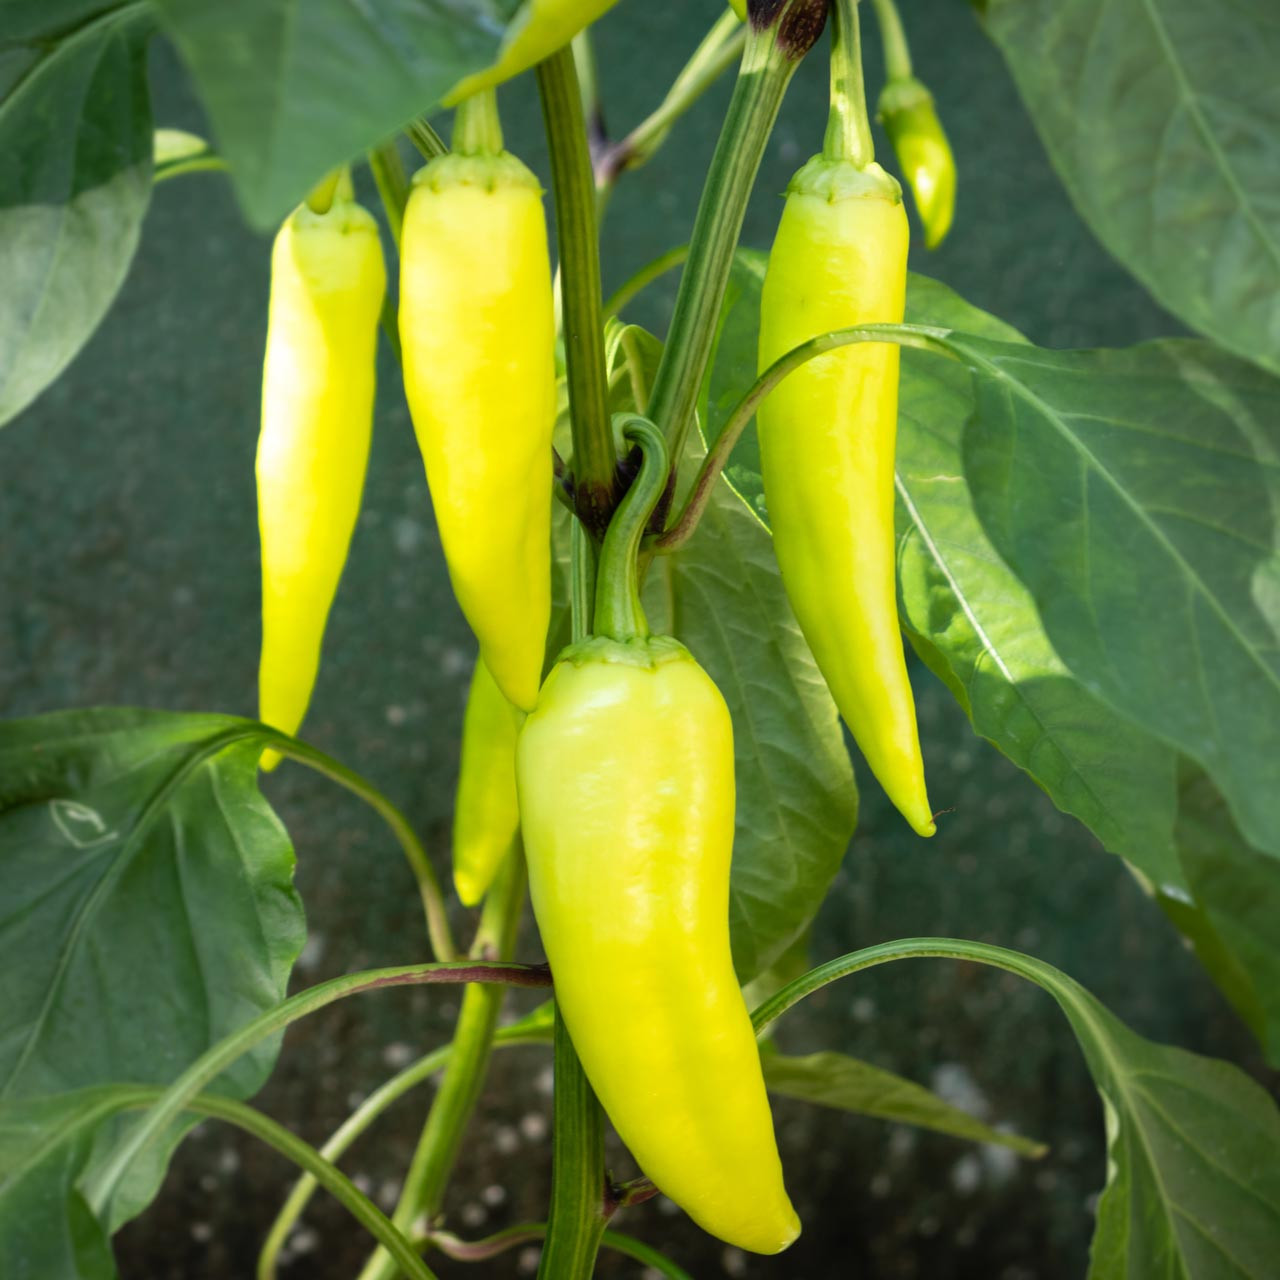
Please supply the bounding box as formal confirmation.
[1,0,1270,1277]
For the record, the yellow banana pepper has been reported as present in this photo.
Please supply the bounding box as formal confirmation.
[399,118,556,712]
[757,155,935,835]
[452,658,522,907]
[518,416,799,1254]
[256,183,386,770]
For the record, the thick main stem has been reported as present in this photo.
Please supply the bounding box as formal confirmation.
[359,849,528,1280]
[643,25,806,498]
[536,1010,609,1279]
[537,46,617,537]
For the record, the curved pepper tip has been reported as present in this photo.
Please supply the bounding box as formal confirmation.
[258,746,283,774]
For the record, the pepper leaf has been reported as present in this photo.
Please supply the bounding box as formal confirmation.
[979,0,1280,377]
[0,708,304,1228]
[152,0,525,229]
[955,333,1280,861]
[760,1047,1046,1158]
[0,3,154,427]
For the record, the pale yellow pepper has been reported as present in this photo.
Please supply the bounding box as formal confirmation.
[256,189,385,770]
[399,148,556,711]
[452,658,522,907]
[757,156,934,835]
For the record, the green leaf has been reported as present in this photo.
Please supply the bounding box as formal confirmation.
[756,937,1280,1280]
[896,278,1180,883]
[1155,763,1280,1067]
[0,3,154,427]
[152,127,223,181]
[0,1089,120,1280]
[0,709,305,1229]
[642,471,858,983]
[761,1047,1046,1158]
[980,0,1280,377]
[955,335,1280,860]
[153,0,524,229]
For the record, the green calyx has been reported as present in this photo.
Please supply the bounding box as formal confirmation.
[878,75,933,119]
[557,634,692,670]
[412,150,542,196]
[786,154,902,204]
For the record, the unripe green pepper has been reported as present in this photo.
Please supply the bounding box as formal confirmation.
[517,417,799,1254]
[256,184,386,771]
[879,77,955,248]
[757,155,935,836]
[452,658,522,907]
[445,0,621,103]
[399,137,556,712]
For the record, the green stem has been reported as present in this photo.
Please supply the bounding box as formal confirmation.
[824,0,875,167]
[538,46,617,537]
[592,415,670,640]
[643,19,810,491]
[359,850,529,1280]
[424,1222,693,1278]
[602,244,690,318]
[656,322,955,551]
[537,1010,609,1280]
[262,732,458,962]
[304,167,345,214]
[258,1007,554,1280]
[453,88,503,155]
[596,12,746,191]
[869,0,913,82]
[407,118,448,161]
[571,518,597,645]
[85,960,551,1220]
[368,141,410,245]
[93,1088,437,1280]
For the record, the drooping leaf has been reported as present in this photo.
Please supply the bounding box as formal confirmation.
[758,938,1280,1280]
[0,709,305,1229]
[956,334,1280,860]
[153,0,525,228]
[980,0,1280,377]
[761,1047,1046,1158]
[0,4,154,426]
[1156,762,1280,1067]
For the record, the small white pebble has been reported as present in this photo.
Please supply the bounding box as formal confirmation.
[481,1184,507,1207]
[190,1222,212,1243]
[722,1246,748,1276]
[217,1148,240,1175]
[383,1041,415,1069]
[377,1179,402,1211]
[494,1125,520,1155]
[870,1172,892,1198]
[385,704,408,727]
[460,1202,487,1228]
[289,1227,319,1255]
[517,1245,542,1273]
[950,1153,983,1195]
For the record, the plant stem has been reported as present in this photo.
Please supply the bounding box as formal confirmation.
[869,0,913,82]
[263,733,458,961]
[406,117,448,161]
[537,1009,609,1280]
[305,167,345,214]
[571,518,597,645]
[359,849,528,1280]
[368,141,410,245]
[595,12,746,192]
[453,87,504,155]
[656,321,955,551]
[258,1009,553,1280]
[824,0,875,167]
[592,416,669,641]
[85,960,550,1221]
[643,19,810,496]
[538,46,617,538]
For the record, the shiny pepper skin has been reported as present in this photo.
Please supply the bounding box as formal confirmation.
[757,156,935,836]
[517,636,800,1254]
[399,151,556,711]
[879,77,956,249]
[445,0,621,103]
[452,658,521,907]
[256,195,386,770]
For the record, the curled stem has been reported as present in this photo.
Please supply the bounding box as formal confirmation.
[655,323,955,552]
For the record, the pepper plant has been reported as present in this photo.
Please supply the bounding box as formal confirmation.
[2,1,1279,1278]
